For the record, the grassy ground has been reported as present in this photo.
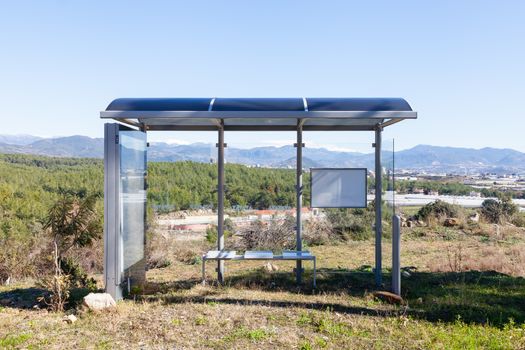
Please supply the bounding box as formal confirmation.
[1,224,525,349]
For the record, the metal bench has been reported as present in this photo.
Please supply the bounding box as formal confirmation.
[202,250,316,288]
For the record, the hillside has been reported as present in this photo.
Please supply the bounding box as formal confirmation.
[0,154,303,241]
[1,135,525,174]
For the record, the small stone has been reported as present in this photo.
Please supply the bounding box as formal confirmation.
[444,218,460,227]
[372,291,404,305]
[262,262,279,272]
[63,314,77,324]
[402,270,411,278]
[469,212,480,223]
[83,293,116,311]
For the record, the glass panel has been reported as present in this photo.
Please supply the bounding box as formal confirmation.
[119,130,147,280]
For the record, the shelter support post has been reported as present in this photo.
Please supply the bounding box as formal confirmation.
[295,125,303,284]
[392,215,401,295]
[104,123,121,300]
[217,122,225,283]
[374,125,383,287]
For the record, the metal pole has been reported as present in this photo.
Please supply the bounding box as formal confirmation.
[295,124,303,284]
[392,138,396,213]
[392,214,401,295]
[217,121,225,283]
[374,125,383,287]
[104,123,125,300]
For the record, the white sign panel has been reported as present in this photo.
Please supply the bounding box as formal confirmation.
[310,168,367,208]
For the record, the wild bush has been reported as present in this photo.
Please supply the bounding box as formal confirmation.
[511,213,525,228]
[146,229,205,268]
[39,193,102,309]
[324,208,375,241]
[146,231,173,269]
[44,194,102,254]
[416,200,461,221]
[481,196,518,224]
[304,217,333,246]
[205,219,234,245]
[65,237,104,276]
[238,215,296,251]
[59,257,97,291]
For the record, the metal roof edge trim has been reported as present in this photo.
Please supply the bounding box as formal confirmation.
[100,111,417,119]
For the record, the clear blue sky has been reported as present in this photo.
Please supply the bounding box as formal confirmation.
[0,1,524,152]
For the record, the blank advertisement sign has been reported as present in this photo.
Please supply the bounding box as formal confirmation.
[310,168,367,208]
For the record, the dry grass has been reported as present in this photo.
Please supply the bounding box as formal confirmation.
[1,222,525,349]
[427,242,525,276]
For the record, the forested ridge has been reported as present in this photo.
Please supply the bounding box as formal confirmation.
[1,153,515,243]
[0,154,307,239]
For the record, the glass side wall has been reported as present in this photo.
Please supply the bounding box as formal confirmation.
[119,130,147,285]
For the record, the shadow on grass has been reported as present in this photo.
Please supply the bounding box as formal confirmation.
[143,268,525,327]
[402,270,525,327]
[0,287,47,309]
[0,287,92,311]
[2,268,522,327]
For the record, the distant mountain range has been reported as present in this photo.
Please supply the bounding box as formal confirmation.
[1,134,524,174]
[0,134,43,146]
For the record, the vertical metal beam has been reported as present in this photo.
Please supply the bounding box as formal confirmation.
[104,123,122,300]
[374,125,383,287]
[217,121,225,283]
[295,124,303,284]
[392,215,401,295]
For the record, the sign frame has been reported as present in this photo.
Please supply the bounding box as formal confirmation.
[309,167,368,209]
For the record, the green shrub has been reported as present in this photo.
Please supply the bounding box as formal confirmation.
[416,200,461,221]
[511,213,525,228]
[324,208,374,241]
[188,255,202,265]
[60,257,97,291]
[205,224,233,244]
[481,197,518,224]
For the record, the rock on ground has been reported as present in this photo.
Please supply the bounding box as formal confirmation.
[63,314,77,324]
[372,291,404,305]
[83,293,116,311]
[261,262,279,272]
[469,212,480,223]
[444,218,460,227]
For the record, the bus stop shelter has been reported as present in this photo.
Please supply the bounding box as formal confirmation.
[101,97,417,300]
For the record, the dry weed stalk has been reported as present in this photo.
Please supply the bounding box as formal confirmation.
[38,241,71,312]
[446,244,464,272]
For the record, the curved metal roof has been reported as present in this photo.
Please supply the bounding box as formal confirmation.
[102,97,416,131]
